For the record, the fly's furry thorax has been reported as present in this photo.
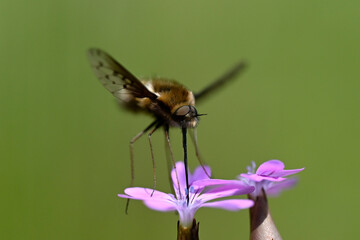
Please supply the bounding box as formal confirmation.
[147,79,195,110]
[119,78,198,127]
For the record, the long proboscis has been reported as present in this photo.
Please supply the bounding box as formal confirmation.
[182,127,190,205]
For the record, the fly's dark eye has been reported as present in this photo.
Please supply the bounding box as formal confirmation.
[189,106,198,116]
[175,106,190,116]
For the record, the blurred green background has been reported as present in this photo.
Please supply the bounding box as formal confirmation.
[1,0,359,239]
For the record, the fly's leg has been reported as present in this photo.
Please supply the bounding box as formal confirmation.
[190,128,210,178]
[126,120,158,214]
[129,120,158,187]
[148,122,163,196]
[164,125,182,199]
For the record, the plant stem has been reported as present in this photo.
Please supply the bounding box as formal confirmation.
[248,189,282,240]
[177,219,199,240]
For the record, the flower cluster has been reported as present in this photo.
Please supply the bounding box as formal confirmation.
[118,162,254,227]
[118,160,304,228]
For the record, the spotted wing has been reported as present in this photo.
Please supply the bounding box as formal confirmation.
[87,48,157,100]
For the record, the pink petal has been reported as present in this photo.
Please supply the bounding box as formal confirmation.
[191,165,211,182]
[270,168,305,178]
[256,160,285,176]
[171,162,187,193]
[143,199,177,212]
[121,187,172,201]
[202,199,254,211]
[241,173,286,182]
[197,180,254,195]
[267,177,299,196]
[117,194,133,199]
[199,185,254,202]
[205,184,255,195]
[192,179,240,188]
[256,160,305,178]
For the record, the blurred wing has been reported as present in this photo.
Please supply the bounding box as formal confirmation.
[87,48,157,100]
[194,61,247,102]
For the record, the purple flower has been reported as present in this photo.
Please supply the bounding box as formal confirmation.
[239,160,305,197]
[118,162,254,227]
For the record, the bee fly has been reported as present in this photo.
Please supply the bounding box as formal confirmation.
[87,48,246,206]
